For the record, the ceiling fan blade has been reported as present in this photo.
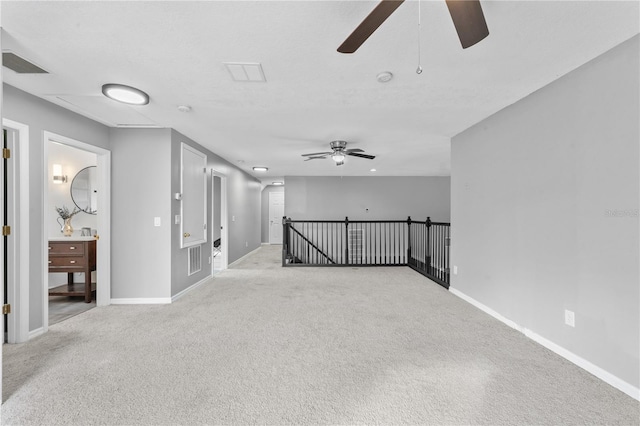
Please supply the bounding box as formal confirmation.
[337,0,405,54]
[445,0,489,49]
[301,152,332,157]
[345,148,364,153]
[347,152,376,160]
[304,156,327,161]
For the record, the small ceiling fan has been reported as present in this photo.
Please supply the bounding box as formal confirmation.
[301,141,375,166]
[337,0,489,54]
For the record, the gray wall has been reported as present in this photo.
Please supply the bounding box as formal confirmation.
[450,36,639,388]
[284,176,450,221]
[3,84,110,332]
[261,185,285,243]
[110,128,172,299]
[170,129,261,297]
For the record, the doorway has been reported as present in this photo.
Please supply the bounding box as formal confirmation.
[43,132,111,333]
[211,170,228,274]
[269,192,285,244]
[2,119,30,344]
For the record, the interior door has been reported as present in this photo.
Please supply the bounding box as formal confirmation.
[180,143,207,248]
[269,192,285,244]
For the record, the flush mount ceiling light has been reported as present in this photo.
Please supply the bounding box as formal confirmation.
[370,168,377,172]
[177,105,191,113]
[102,83,149,105]
[272,181,284,186]
[253,166,268,172]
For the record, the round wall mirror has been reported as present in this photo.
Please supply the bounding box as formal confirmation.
[70,166,97,214]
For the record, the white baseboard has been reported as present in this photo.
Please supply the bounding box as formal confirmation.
[449,287,640,402]
[228,246,262,268]
[28,327,45,340]
[171,276,212,303]
[449,288,523,332]
[110,298,172,305]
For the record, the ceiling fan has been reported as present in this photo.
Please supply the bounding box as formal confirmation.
[301,141,375,166]
[337,0,489,54]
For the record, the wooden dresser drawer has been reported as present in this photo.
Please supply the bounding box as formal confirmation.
[48,256,86,268]
[49,242,84,255]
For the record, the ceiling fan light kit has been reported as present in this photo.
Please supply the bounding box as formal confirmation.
[301,141,376,167]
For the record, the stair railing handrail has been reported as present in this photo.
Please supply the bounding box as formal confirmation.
[284,218,335,265]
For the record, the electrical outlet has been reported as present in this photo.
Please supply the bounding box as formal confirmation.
[453,265,458,275]
[154,217,161,227]
[565,309,575,327]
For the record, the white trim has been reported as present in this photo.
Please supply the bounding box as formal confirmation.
[171,276,212,303]
[449,287,640,401]
[43,131,112,336]
[228,246,261,268]
[28,327,45,340]
[449,288,522,332]
[3,119,30,343]
[110,298,172,305]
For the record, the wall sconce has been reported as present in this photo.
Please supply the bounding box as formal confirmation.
[52,164,67,184]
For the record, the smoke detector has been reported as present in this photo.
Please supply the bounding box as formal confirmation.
[376,71,393,83]
[177,105,192,113]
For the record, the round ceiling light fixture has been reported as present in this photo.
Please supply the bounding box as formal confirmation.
[376,71,393,83]
[102,83,150,105]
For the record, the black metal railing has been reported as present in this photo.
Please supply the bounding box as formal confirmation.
[282,217,450,288]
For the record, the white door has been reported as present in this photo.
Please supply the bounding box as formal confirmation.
[269,192,285,244]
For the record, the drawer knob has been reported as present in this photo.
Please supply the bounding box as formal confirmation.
[69,260,76,264]
[48,260,52,264]
[48,246,52,250]
[70,246,76,250]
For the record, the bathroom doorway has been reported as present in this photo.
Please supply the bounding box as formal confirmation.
[43,131,111,331]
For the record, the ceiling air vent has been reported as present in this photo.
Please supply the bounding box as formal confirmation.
[2,51,48,74]
[223,62,266,82]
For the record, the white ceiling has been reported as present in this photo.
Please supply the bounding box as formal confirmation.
[2,1,638,184]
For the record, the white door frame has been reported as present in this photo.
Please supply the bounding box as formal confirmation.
[43,131,111,334]
[2,119,30,343]
[211,169,228,273]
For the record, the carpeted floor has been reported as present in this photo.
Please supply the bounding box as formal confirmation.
[2,245,639,425]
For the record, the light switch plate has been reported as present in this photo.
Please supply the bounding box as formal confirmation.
[154,217,161,227]
[175,215,180,225]
[453,265,458,275]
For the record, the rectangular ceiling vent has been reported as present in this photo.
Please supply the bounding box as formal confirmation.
[224,62,266,82]
[2,51,48,74]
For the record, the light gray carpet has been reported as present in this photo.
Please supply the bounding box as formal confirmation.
[2,245,638,425]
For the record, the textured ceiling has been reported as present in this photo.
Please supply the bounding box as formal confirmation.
[2,1,638,183]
